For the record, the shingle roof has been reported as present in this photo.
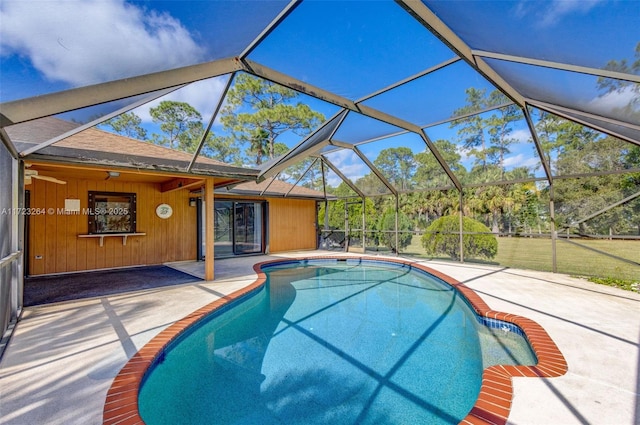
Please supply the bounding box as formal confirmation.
[7,117,327,198]
[55,126,228,166]
[6,116,226,165]
[5,117,79,144]
[224,178,328,199]
[6,117,259,179]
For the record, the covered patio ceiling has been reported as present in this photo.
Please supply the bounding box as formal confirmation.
[1,0,638,198]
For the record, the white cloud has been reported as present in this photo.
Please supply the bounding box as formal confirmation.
[325,149,368,186]
[326,174,342,187]
[133,77,228,123]
[340,162,368,181]
[456,145,471,162]
[0,0,203,87]
[546,0,602,24]
[588,85,638,113]
[503,153,539,169]
[511,129,533,143]
[515,0,605,27]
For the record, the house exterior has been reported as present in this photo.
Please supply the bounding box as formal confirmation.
[7,118,324,278]
[211,179,325,258]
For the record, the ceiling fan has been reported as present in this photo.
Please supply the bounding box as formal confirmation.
[24,166,67,185]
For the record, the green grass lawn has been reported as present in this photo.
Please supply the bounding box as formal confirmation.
[382,235,640,283]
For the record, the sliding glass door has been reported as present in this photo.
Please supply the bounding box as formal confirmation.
[201,200,265,259]
[233,202,263,254]
[214,201,233,257]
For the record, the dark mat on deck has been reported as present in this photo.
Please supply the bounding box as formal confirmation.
[24,265,201,306]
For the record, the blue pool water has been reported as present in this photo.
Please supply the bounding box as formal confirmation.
[139,259,535,424]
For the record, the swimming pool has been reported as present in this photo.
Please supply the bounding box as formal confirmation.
[103,257,567,425]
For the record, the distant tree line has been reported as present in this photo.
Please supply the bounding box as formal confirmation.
[102,73,324,167]
[317,109,639,251]
[104,63,640,257]
[316,81,640,255]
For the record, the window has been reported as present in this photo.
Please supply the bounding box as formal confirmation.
[88,191,136,234]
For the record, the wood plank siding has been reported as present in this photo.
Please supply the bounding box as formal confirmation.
[26,168,320,276]
[268,198,317,252]
[27,176,197,275]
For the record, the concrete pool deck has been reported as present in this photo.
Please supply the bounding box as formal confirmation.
[1,251,638,424]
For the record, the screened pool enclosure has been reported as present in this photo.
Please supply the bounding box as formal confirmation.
[1,1,639,343]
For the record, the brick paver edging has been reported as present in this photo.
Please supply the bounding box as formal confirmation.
[103,256,567,425]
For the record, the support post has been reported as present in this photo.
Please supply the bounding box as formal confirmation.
[323,199,329,249]
[459,190,464,263]
[395,195,399,256]
[324,200,329,230]
[344,200,349,252]
[11,159,23,320]
[362,197,366,253]
[550,184,557,273]
[205,178,215,281]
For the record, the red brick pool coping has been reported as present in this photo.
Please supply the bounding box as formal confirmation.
[103,256,568,425]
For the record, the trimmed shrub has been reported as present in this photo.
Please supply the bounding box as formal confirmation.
[421,215,498,260]
[377,209,413,253]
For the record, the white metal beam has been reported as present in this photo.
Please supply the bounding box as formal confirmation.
[356,56,461,103]
[523,105,553,184]
[473,50,640,84]
[240,0,301,59]
[0,128,19,159]
[396,0,525,106]
[285,158,318,197]
[422,102,513,129]
[0,57,241,125]
[419,129,462,191]
[528,99,640,146]
[20,87,179,157]
[321,156,366,198]
[352,145,398,196]
[528,99,640,132]
[240,58,426,134]
[258,109,347,180]
[240,58,357,111]
[188,74,236,171]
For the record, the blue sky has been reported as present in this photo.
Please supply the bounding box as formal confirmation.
[1,0,638,184]
[2,0,636,102]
